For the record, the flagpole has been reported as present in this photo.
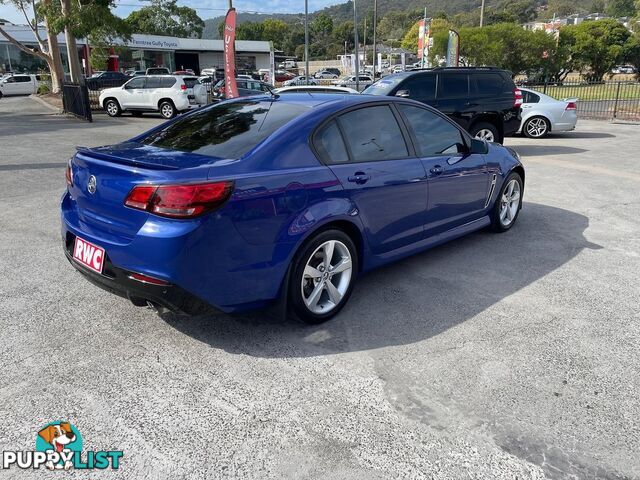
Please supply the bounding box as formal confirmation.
[304,0,309,84]
[372,0,377,77]
[353,0,359,90]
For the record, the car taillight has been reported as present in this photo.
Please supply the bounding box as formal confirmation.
[65,160,73,186]
[124,181,234,219]
[566,102,577,111]
[180,84,187,91]
[514,88,523,107]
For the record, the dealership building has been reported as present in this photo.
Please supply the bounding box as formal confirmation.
[0,23,273,75]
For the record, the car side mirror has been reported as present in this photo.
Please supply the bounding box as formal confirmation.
[395,90,410,98]
[469,138,489,155]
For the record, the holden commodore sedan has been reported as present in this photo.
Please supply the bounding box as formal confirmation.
[61,94,524,323]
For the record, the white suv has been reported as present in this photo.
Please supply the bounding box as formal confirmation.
[99,75,207,119]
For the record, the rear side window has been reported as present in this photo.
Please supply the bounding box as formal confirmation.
[472,73,506,96]
[142,100,309,159]
[398,105,466,156]
[160,77,176,88]
[439,73,468,99]
[315,121,349,164]
[145,77,162,89]
[399,74,436,101]
[522,91,540,103]
[337,105,408,162]
[183,77,199,88]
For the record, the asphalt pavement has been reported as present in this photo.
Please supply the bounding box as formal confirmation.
[0,96,639,479]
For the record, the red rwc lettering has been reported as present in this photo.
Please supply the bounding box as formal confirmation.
[73,237,105,274]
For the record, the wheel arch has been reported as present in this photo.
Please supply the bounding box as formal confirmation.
[509,165,525,191]
[102,96,120,109]
[157,97,176,109]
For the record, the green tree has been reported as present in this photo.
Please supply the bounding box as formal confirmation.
[606,0,637,17]
[400,21,420,51]
[563,19,631,80]
[126,0,204,38]
[262,19,289,51]
[623,33,640,77]
[332,20,355,51]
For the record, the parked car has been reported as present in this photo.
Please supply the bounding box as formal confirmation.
[173,69,196,76]
[274,70,296,82]
[363,67,522,143]
[392,65,405,73]
[198,75,214,93]
[0,73,39,97]
[283,76,318,87]
[314,70,339,79]
[61,94,524,322]
[278,60,297,69]
[331,75,374,87]
[274,85,358,94]
[146,67,171,75]
[85,71,130,90]
[212,78,273,99]
[200,67,224,80]
[611,65,636,74]
[99,75,207,119]
[125,70,146,77]
[517,87,577,138]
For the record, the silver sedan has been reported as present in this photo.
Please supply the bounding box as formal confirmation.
[518,87,578,138]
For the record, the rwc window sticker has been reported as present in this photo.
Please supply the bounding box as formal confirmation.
[2,421,123,470]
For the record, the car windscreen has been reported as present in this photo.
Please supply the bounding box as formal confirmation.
[362,76,405,95]
[141,100,310,159]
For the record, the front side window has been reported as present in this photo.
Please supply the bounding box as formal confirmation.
[125,77,146,89]
[399,75,436,101]
[16,76,31,83]
[337,105,408,162]
[142,100,310,159]
[398,105,466,156]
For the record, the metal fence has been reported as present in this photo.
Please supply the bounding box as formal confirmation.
[61,83,92,122]
[86,79,126,111]
[519,81,640,122]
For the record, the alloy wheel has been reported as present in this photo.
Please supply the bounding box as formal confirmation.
[475,129,495,142]
[161,103,174,118]
[106,101,118,116]
[301,240,353,314]
[499,179,521,227]
[525,118,548,138]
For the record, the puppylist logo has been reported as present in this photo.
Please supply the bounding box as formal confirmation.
[2,421,123,471]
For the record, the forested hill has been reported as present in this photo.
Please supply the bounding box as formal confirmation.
[202,0,503,39]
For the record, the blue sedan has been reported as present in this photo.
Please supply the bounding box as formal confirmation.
[61,94,524,323]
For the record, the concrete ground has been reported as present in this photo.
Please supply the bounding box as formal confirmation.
[0,96,638,479]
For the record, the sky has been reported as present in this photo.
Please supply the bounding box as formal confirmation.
[0,0,342,25]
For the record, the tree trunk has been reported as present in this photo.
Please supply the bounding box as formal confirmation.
[44,15,66,92]
[61,0,83,83]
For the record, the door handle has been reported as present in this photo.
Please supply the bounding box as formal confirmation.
[430,165,444,175]
[347,172,371,184]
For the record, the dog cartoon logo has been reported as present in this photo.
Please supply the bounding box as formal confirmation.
[35,422,82,470]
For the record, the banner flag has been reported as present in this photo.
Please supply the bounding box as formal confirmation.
[446,29,460,67]
[223,8,239,99]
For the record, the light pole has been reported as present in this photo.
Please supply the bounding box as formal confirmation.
[480,0,485,27]
[353,0,359,90]
[372,0,377,77]
[304,0,309,84]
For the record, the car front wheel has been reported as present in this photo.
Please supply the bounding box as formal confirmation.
[290,229,358,324]
[159,100,176,119]
[104,99,121,117]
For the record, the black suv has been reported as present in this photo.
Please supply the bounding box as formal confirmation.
[363,67,522,143]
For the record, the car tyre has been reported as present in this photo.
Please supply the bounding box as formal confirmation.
[491,172,523,232]
[104,99,121,117]
[471,122,500,143]
[289,229,358,324]
[523,116,550,138]
[159,100,176,119]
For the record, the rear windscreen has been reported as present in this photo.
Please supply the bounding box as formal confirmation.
[142,100,310,159]
[183,77,199,88]
[362,75,405,95]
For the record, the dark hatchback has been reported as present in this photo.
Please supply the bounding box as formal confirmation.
[363,67,522,143]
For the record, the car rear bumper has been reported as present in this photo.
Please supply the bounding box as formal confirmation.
[63,232,211,315]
